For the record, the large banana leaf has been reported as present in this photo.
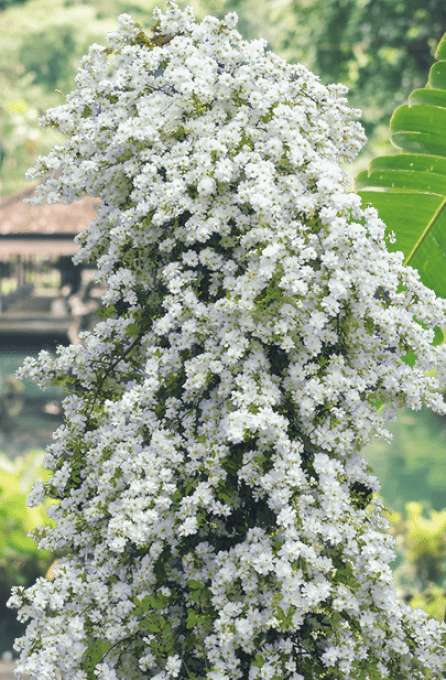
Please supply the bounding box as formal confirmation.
[355,32,446,302]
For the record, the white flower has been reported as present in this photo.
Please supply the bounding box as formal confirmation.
[178,516,198,536]
[321,646,341,667]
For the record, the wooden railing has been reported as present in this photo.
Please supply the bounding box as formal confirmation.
[0,286,105,345]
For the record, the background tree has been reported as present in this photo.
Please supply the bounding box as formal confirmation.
[18,25,77,93]
[0,0,28,9]
[284,0,446,151]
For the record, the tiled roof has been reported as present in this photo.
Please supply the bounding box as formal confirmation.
[0,183,100,235]
[0,183,101,260]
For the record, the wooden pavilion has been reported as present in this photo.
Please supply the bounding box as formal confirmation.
[0,183,105,344]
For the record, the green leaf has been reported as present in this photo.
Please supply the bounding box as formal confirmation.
[186,609,199,629]
[132,594,153,611]
[143,619,161,633]
[251,654,265,669]
[97,305,116,319]
[434,325,445,345]
[401,350,417,368]
[276,605,285,621]
[355,31,446,300]
[82,638,112,680]
[151,595,167,609]
[354,32,446,399]
[125,323,141,337]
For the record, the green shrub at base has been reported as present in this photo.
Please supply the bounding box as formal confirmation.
[382,500,446,623]
[0,449,66,658]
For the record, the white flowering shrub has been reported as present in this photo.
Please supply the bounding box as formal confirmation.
[7,2,446,679]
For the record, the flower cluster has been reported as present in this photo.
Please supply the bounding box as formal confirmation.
[7,2,446,679]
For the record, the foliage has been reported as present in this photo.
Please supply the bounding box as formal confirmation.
[18,25,77,92]
[383,501,446,624]
[0,449,62,582]
[0,0,124,196]
[353,32,446,417]
[0,0,29,9]
[355,30,446,299]
[289,0,446,145]
[0,448,66,659]
[362,405,446,516]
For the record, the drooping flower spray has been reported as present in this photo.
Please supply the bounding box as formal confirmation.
[8,3,446,679]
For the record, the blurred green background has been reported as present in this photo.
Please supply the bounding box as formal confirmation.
[1,0,446,661]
